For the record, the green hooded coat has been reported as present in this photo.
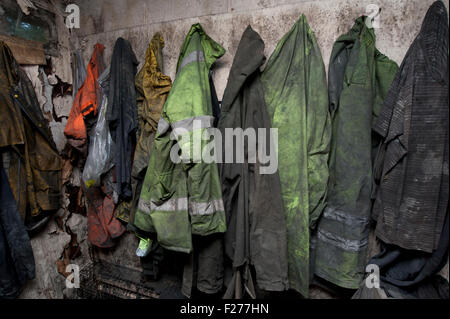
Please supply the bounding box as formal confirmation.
[311,17,398,290]
[261,15,331,297]
[133,24,226,254]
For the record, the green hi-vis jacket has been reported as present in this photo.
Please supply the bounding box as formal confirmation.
[261,15,331,297]
[133,24,227,253]
[311,17,398,289]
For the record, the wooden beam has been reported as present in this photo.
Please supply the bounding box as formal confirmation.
[0,34,46,65]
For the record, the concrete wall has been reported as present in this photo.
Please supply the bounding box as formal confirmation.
[74,0,449,100]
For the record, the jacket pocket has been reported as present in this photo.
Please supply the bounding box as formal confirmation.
[28,131,62,210]
[347,44,369,86]
[381,137,407,177]
[150,171,176,205]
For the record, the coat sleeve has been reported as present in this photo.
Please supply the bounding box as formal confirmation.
[306,34,332,229]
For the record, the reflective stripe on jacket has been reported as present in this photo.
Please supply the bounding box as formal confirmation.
[116,33,172,223]
[312,16,398,290]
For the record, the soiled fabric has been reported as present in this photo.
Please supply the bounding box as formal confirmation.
[372,0,449,253]
[0,41,62,229]
[352,275,449,299]
[219,26,288,298]
[0,42,28,222]
[64,44,105,154]
[311,16,398,290]
[133,33,172,179]
[0,158,35,299]
[79,62,127,248]
[261,15,331,297]
[354,209,449,299]
[133,23,226,297]
[369,211,448,290]
[71,50,87,100]
[116,33,172,223]
[106,38,139,200]
[84,181,126,248]
[134,23,226,254]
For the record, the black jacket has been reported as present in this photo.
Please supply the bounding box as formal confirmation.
[106,38,139,199]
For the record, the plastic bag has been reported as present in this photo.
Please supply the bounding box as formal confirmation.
[82,94,115,187]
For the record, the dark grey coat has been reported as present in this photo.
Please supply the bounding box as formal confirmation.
[219,25,288,298]
[372,0,449,253]
[106,37,139,200]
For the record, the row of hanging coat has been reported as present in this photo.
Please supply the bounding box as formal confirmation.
[315,0,448,299]
[64,0,448,299]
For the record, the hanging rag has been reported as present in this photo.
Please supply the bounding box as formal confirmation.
[105,37,139,200]
[71,49,87,100]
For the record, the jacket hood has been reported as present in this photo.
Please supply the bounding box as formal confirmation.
[417,0,448,84]
[135,33,170,96]
[176,23,225,72]
[150,32,165,73]
[221,25,265,112]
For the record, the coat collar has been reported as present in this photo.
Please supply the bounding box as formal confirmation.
[221,25,265,112]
